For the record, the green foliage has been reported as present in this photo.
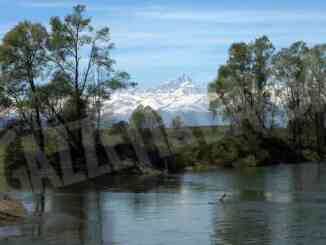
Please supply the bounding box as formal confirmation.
[238,155,259,168]
[211,137,242,165]
[209,36,275,131]
[0,21,48,81]
[174,126,299,169]
[206,36,325,167]
[0,21,48,103]
[107,72,133,90]
[173,152,190,171]
[47,4,131,98]
[110,121,130,144]
[3,9,326,177]
[191,127,207,146]
[129,106,173,168]
[0,20,50,152]
[4,136,27,189]
[61,97,88,123]
[0,6,133,169]
[0,89,11,110]
[130,105,163,130]
[302,149,321,162]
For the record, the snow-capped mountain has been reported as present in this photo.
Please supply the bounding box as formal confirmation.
[102,76,221,126]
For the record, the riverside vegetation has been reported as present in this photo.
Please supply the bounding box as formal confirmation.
[0,5,326,191]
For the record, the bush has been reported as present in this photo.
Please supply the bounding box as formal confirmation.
[237,155,259,168]
[170,153,187,172]
[255,150,270,165]
[210,136,249,166]
[110,121,130,144]
[302,149,321,162]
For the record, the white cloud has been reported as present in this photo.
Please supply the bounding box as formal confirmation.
[135,9,326,24]
[19,0,77,8]
[5,1,326,86]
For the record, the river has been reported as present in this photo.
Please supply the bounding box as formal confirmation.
[1,162,326,244]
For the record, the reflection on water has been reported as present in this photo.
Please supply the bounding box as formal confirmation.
[2,162,326,244]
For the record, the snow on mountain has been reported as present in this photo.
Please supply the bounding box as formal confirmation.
[102,76,221,126]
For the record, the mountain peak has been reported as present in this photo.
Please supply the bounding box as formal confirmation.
[160,74,191,85]
[103,76,220,126]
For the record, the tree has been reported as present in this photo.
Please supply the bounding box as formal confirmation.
[129,105,165,134]
[209,36,275,135]
[0,79,12,117]
[129,105,169,148]
[0,21,49,151]
[272,41,309,152]
[111,121,130,144]
[209,37,326,161]
[302,45,326,158]
[38,71,74,123]
[87,71,133,129]
[129,105,173,170]
[46,5,132,151]
[0,5,133,178]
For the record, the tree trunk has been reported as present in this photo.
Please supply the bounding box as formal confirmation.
[315,112,324,160]
[29,79,45,153]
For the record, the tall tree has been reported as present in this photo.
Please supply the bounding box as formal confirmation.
[0,79,12,116]
[303,45,326,158]
[129,105,170,149]
[209,36,275,134]
[47,5,132,145]
[87,70,132,129]
[0,21,49,151]
[272,41,309,152]
[0,5,133,180]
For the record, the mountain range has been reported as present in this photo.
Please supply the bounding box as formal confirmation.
[102,76,221,126]
[0,77,222,128]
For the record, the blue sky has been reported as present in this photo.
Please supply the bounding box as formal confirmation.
[1,0,326,88]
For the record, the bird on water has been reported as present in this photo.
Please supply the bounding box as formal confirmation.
[219,193,227,202]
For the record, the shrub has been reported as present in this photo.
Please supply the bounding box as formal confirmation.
[170,153,188,172]
[302,149,321,162]
[238,155,259,168]
[209,137,242,167]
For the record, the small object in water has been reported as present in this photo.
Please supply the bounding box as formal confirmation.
[265,192,273,200]
[219,193,227,202]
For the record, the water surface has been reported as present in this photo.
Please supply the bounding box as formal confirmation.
[2,162,326,244]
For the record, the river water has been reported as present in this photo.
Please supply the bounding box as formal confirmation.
[2,162,326,244]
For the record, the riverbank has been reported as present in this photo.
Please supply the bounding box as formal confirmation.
[174,132,310,171]
[0,124,323,192]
